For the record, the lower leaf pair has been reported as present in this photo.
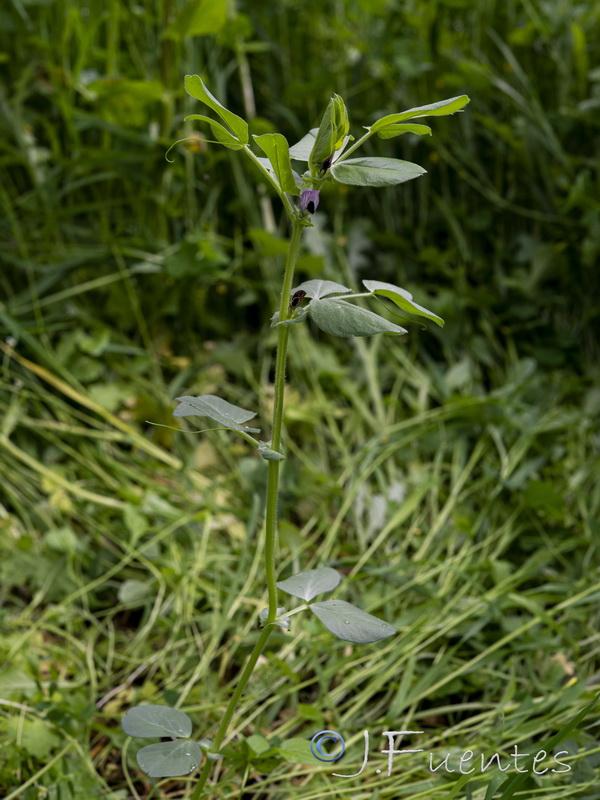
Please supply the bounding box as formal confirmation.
[275,567,397,644]
[122,705,219,778]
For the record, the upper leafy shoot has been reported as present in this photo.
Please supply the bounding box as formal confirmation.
[308,94,350,175]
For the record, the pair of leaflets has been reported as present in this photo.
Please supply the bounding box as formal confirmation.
[275,567,396,645]
[185,75,300,195]
[276,278,444,338]
[121,705,218,778]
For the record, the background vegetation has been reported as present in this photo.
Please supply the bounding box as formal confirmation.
[1,0,599,798]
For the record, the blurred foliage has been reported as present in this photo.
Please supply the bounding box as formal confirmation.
[2,0,599,376]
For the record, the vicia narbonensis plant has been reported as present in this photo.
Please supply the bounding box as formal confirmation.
[121,75,469,797]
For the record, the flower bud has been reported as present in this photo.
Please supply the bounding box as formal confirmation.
[300,189,320,214]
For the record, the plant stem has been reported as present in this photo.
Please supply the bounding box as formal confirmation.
[189,625,274,800]
[265,219,303,620]
[243,146,297,219]
[334,129,373,162]
[190,219,303,799]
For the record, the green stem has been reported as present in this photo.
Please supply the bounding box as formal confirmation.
[190,220,304,799]
[190,625,274,800]
[334,129,373,162]
[242,146,297,219]
[265,220,303,621]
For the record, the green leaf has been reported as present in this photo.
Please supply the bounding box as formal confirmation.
[484,774,508,800]
[292,279,351,299]
[258,442,285,461]
[44,526,82,554]
[164,0,226,40]
[184,114,244,150]
[250,228,289,257]
[523,480,565,511]
[270,307,309,327]
[184,75,248,144]
[331,94,350,150]
[362,280,445,327]
[276,567,341,601]
[86,79,165,127]
[118,579,153,607]
[308,93,350,173]
[309,298,407,338]
[256,158,302,189]
[310,600,397,644]
[289,128,350,162]
[212,123,245,150]
[0,668,36,697]
[277,737,313,763]
[298,703,324,723]
[308,98,337,174]
[289,128,319,161]
[253,133,300,195]
[375,122,432,139]
[198,737,214,751]
[122,705,192,739]
[331,157,426,187]
[137,740,203,778]
[173,395,260,433]
[5,717,60,759]
[123,504,147,543]
[369,95,470,133]
[259,607,290,629]
[247,733,272,756]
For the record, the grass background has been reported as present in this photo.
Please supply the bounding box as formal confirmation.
[1,0,599,798]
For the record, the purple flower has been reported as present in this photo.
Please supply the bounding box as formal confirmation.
[300,189,320,215]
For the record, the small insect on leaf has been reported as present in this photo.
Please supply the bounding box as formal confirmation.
[320,155,333,173]
[290,290,307,309]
